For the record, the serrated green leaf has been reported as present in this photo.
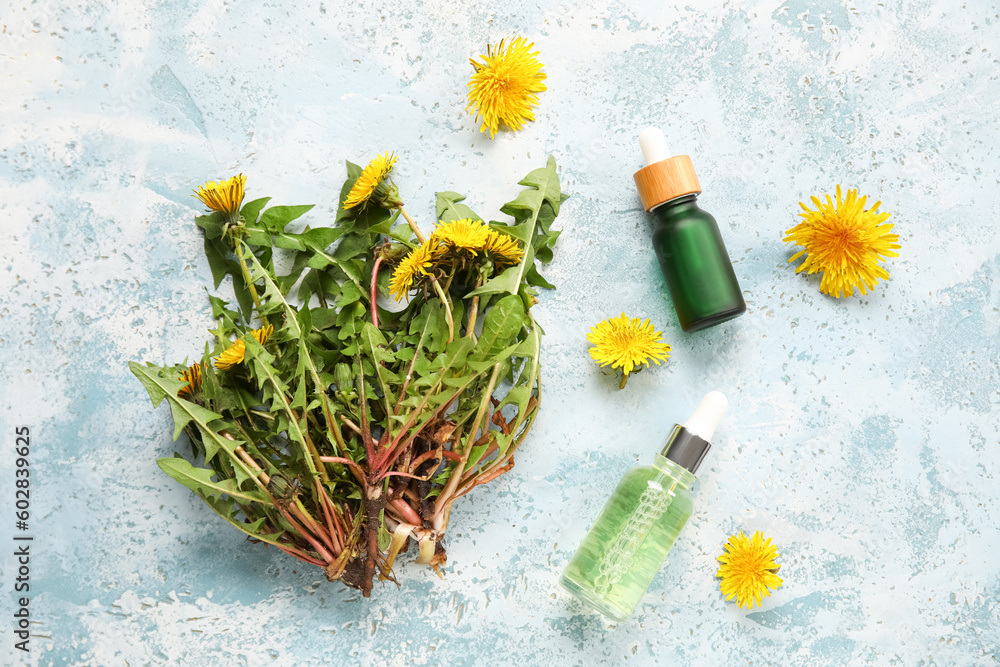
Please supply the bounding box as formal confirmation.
[207,294,242,329]
[526,264,556,289]
[333,233,372,261]
[133,361,224,445]
[158,457,266,504]
[476,294,524,360]
[464,436,493,472]
[492,430,515,460]
[195,212,227,239]
[168,396,224,442]
[468,156,563,298]
[130,361,248,465]
[129,361,181,407]
[302,226,344,251]
[498,385,532,414]
[378,520,392,551]
[335,281,364,309]
[274,231,307,251]
[409,299,449,353]
[360,322,395,363]
[203,237,231,290]
[241,197,271,225]
[243,226,273,247]
[366,209,403,236]
[431,337,474,374]
[309,307,339,331]
[290,376,307,410]
[436,191,481,222]
[260,204,315,233]
[297,306,312,333]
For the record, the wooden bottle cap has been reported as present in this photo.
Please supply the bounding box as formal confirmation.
[633,155,701,212]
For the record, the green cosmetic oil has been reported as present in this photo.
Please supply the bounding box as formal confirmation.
[634,128,746,332]
[559,392,728,622]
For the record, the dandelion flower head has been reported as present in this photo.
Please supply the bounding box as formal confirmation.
[214,323,274,370]
[483,228,524,268]
[389,242,438,301]
[784,185,900,298]
[586,314,671,389]
[467,37,547,139]
[344,152,397,210]
[716,531,783,610]
[430,218,492,255]
[194,174,246,219]
[178,362,203,398]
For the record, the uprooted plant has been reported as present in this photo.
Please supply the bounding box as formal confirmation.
[130,154,565,596]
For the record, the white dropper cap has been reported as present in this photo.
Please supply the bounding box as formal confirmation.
[639,127,671,166]
[682,391,729,442]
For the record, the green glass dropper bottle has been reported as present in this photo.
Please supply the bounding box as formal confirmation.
[634,128,746,332]
[559,391,728,622]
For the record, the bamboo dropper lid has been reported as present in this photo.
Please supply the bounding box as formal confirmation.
[633,127,702,212]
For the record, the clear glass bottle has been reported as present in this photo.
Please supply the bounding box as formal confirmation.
[559,392,728,622]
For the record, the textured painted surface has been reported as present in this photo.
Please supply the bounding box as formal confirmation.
[1,0,999,664]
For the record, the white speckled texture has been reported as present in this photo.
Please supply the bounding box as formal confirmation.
[2,0,999,664]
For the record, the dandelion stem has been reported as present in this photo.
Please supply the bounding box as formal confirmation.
[397,205,427,244]
[392,317,430,418]
[433,364,501,518]
[275,543,326,567]
[236,242,265,317]
[339,416,363,437]
[278,506,333,564]
[354,354,377,468]
[318,456,369,487]
[465,278,483,340]
[370,255,384,328]
[235,445,270,484]
[314,479,343,555]
[292,498,335,552]
[430,278,454,343]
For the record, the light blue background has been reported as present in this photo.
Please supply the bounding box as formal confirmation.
[1,0,998,664]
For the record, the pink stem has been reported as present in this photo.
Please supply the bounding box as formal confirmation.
[275,543,326,567]
[390,498,423,525]
[319,456,369,486]
[279,507,334,564]
[315,481,344,554]
[382,470,431,480]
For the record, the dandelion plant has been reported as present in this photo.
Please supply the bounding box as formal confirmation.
[131,155,565,596]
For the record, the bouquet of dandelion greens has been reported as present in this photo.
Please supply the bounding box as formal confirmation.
[130,155,564,596]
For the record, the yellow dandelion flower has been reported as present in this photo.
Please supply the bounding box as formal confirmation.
[193,174,246,219]
[717,531,784,610]
[586,314,671,389]
[389,242,437,301]
[214,323,274,370]
[785,185,900,298]
[177,362,203,398]
[467,36,547,139]
[430,218,492,254]
[344,152,398,210]
[484,228,525,268]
